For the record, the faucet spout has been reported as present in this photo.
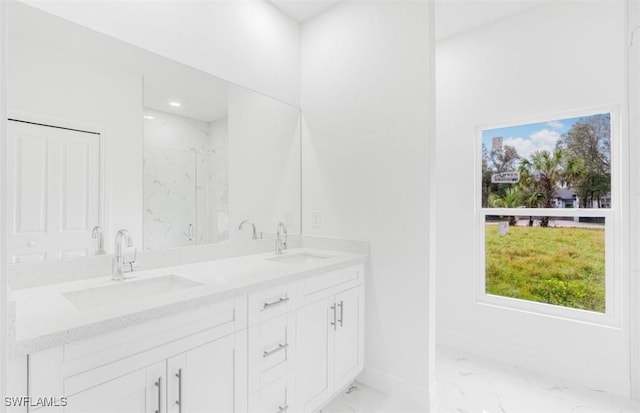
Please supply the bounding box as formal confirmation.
[239,220,258,240]
[92,225,106,255]
[113,229,134,281]
[275,222,288,255]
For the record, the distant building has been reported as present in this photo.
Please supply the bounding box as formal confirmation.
[553,187,611,209]
[492,136,503,150]
[553,187,576,208]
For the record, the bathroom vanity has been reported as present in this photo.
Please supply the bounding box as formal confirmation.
[7,248,365,413]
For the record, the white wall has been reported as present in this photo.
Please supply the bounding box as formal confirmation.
[228,86,301,240]
[8,27,144,252]
[436,1,629,395]
[301,1,435,406]
[19,0,301,107]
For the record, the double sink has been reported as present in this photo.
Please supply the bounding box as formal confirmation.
[63,251,333,311]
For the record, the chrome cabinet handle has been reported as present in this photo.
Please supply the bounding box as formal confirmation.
[263,297,289,310]
[154,377,162,413]
[263,343,288,358]
[277,406,289,413]
[330,304,337,330]
[175,369,183,413]
[338,300,344,328]
[188,224,193,241]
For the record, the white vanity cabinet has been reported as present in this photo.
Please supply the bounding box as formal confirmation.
[26,298,248,413]
[64,333,244,413]
[295,265,365,413]
[16,259,366,413]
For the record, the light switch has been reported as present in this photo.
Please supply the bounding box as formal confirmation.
[312,210,321,229]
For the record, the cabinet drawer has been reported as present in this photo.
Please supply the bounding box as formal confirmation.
[248,374,294,413]
[248,284,295,326]
[248,312,296,395]
[301,264,364,304]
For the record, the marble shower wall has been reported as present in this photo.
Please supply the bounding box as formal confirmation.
[143,109,229,250]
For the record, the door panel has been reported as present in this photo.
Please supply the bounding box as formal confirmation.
[8,120,101,262]
[168,334,237,413]
[296,297,332,413]
[333,286,364,391]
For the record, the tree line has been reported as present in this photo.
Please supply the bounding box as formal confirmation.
[482,114,611,227]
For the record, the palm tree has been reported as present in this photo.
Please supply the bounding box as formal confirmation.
[518,149,566,227]
[488,186,522,226]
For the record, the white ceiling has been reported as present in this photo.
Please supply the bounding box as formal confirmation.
[269,0,547,41]
[268,0,342,23]
[435,1,547,41]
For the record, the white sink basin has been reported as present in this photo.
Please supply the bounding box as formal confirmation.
[63,274,203,310]
[266,252,334,265]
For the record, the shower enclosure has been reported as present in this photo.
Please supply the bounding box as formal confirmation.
[143,145,226,250]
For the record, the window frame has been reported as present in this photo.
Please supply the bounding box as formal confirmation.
[475,106,622,326]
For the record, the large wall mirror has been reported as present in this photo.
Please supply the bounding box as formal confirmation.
[7,2,301,263]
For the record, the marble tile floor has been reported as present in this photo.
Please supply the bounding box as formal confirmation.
[320,347,640,413]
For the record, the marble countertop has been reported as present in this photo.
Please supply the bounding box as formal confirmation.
[10,248,366,355]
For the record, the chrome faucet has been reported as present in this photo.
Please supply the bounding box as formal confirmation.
[239,220,258,240]
[275,222,287,255]
[112,229,135,281]
[92,225,106,255]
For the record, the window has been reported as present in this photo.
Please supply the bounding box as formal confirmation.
[478,110,619,322]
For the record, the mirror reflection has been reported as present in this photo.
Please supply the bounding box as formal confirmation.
[7,2,301,262]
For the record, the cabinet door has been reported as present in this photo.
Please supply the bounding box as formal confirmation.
[167,334,242,413]
[295,297,333,413]
[65,361,164,413]
[333,286,364,391]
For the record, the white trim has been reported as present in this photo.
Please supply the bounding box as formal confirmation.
[626,0,640,400]
[476,107,622,327]
[358,367,429,409]
[0,0,7,410]
[475,104,621,135]
[438,328,631,397]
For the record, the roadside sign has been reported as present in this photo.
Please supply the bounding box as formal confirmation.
[491,171,520,184]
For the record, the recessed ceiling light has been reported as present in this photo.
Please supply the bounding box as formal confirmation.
[169,101,181,107]
[143,115,155,120]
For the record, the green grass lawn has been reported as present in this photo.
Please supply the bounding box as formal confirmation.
[485,224,605,312]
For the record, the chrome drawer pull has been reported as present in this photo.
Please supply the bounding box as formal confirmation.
[175,369,183,413]
[330,304,337,330]
[154,377,162,413]
[338,300,344,327]
[277,405,289,413]
[263,296,289,310]
[263,343,288,358]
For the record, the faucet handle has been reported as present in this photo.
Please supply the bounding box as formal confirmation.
[125,248,137,273]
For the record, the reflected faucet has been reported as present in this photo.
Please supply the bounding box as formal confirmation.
[239,220,258,240]
[275,222,287,255]
[112,229,135,281]
[92,225,106,255]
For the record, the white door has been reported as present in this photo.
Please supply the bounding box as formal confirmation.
[296,297,333,413]
[7,120,101,262]
[333,286,364,391]
[167,334,239,413]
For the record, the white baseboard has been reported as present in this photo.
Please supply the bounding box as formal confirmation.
[358,366,430,410]
[438,328,630,397]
